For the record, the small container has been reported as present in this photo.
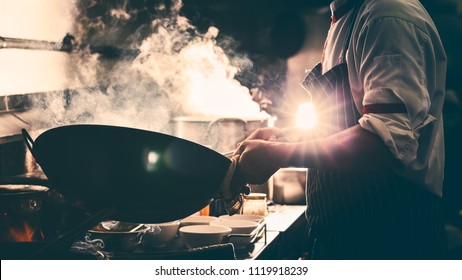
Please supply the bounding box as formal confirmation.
[241,193,268,216]
[272,167,307,205]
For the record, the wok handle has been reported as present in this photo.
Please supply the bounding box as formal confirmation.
[22,129,38,159]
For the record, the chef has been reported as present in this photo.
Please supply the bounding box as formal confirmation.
[234,0,448,259]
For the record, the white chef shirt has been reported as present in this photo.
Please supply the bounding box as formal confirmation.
[322,0,447,196]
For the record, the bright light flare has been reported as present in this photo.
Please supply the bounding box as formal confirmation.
[146,151,160,171]
[295,102,317,129]
[148,151,160,164]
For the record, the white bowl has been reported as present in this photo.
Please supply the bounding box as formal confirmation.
[180,215,219,227]
[210,220,259,235]
[219,214,264,223]
[142,220,180,248]
[179,225,231,249]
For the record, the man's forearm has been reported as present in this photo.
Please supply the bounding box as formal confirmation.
[286,125,395,171]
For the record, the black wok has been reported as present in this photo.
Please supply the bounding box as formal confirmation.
[22,125,231,223]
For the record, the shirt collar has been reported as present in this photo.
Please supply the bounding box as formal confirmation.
[330,0,358,23]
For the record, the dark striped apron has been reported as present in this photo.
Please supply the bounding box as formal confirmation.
[301,2,447,260]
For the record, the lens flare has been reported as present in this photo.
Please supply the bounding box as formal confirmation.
[295,102,317,129]
[146,151,160,171]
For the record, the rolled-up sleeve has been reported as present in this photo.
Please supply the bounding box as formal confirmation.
[355,17,434,165]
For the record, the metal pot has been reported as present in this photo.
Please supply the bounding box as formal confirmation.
[0,184,49,242]
[174,116,269,153]
[86,222,148,252]
[0,184,48,214]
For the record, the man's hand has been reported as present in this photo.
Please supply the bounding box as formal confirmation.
[244,127,286,141]
[234,140,295,184]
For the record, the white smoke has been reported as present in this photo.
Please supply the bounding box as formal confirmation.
[29,0,269,134]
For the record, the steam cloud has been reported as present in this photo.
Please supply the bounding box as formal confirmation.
[30,0,269,135]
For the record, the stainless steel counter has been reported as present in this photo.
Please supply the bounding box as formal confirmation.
[237,204,309,260]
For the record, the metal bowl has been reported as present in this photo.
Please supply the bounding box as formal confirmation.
[87,221,147,252]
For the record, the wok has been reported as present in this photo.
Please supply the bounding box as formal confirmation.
[22,125,231,223]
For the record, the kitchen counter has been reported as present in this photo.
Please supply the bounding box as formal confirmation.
[108,204,308,260]
[100,204,309,260]
[237,204,309,260]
